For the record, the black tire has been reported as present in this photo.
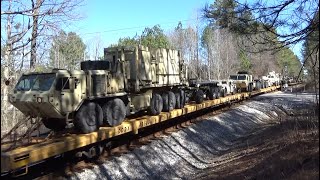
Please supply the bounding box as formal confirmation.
[168,91,176,111]
[180,89,186,108]
[207,88,215,100]
[150,93,163,115]
[215,88,221,99]
[195,89,204,104]
[248,84,253,92]
[74,102,103,134]
[175,91,181,109]
[174,89,185,109]
[102,98,126,126]
[42,118,66,131]
[162,92,169,112]
[257,82,261,90]
[221,88,226,97]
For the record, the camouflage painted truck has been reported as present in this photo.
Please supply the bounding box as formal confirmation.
[9,45,190,133]
[229,71,254,92]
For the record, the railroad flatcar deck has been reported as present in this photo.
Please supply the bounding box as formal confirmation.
[1,86,279,175]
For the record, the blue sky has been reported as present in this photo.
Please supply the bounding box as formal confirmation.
[65,0,303,60]
[66,0,209,48]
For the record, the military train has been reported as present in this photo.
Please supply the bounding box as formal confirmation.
[8,45,281,134]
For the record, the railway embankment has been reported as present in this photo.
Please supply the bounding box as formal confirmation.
[70,91,318,180]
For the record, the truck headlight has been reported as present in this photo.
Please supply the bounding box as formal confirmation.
[37,97,43,103]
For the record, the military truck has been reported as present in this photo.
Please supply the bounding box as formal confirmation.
[9,45,189,133]
[188,79,222,102]
[229,71,254,92]
[216,79,237,96]
[266,71,281,86]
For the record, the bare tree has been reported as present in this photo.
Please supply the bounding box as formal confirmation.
[168,24,199,79]
[1,0,84,70]
[93,35,103,60]
[202,27,239,80]
[1,0,84,135]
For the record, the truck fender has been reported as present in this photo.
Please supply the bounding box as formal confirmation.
[75,99,86,112]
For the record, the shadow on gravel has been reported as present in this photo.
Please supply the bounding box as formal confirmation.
[191,107,319,180]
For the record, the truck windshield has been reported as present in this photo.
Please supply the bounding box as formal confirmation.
[237,75,246,80]
[229,75,238,80]
[15,73,56,91]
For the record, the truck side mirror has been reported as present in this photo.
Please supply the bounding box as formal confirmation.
[75,78,79,89]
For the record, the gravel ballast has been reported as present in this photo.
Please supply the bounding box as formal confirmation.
[71,92,317,180]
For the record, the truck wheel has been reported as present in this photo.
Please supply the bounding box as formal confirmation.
[74,102,103,134]
[195,89,204,104]
[180,90,186,107]
[215,88,221,99]
[175,89,185,108]
[221,88,226,97]
[103,98,126,126]
[175,91,181,109]
[168,91,176,111]
[233,88,237,94]
[42,118,66,131]
[207,88,215,100]
[162,92,169,112]
[150,93,163,115]
[248,84,253,92]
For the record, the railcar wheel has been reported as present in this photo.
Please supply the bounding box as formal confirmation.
[103,98,126,126]
[150,93,163,115]
[74,102,103,134]
[195,89,204,104]
[42,118,66,131]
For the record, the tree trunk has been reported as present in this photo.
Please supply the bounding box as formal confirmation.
[2,0,13,135]
[30,0,41,70]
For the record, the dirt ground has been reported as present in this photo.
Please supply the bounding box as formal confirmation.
[192,100,319,180]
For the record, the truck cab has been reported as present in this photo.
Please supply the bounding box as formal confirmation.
[9,69,88,130]
[229,71,253,92]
